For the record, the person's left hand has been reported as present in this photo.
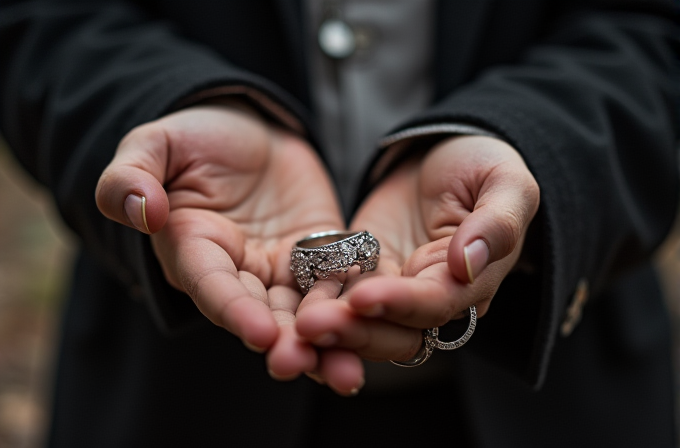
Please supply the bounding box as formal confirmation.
[295,135,540,365]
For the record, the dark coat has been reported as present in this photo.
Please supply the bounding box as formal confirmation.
[0,0,678,446]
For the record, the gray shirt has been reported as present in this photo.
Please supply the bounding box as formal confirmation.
[306,0,435,213]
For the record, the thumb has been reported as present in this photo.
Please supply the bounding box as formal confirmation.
[95,124,170,234]
[447,170,539,285]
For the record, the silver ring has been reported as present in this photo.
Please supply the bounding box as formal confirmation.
[290,230,380,293]
[390,328,437,367]
[391,305,477,367]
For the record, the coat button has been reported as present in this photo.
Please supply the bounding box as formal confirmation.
[560,278,589,337]
[318,19,356,59]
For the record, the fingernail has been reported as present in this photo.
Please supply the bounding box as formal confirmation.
[243,340,266,354]
[268,369,298,382]
[463,239,489,284]
[349,378,365,396]
[312,333,338,347]
[124,194,150,233]
[357,303,384,318]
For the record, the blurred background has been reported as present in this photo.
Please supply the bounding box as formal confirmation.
[0,137,678,447]
[0,139,74,448]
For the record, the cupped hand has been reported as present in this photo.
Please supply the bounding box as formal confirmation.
[296,135,540,364]
[95,103,363,391]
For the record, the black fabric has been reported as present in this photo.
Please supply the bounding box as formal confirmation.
[51,254,314,448]
[462,264,676,447]
[0,0,678,446]
[366,5,680,388]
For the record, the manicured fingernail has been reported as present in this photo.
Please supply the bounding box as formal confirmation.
[124,194,150,233]
[463,239,489,284]
[313,333,338,347]
[268,369,298,382]
[357,303,385,318]
[243,340,266,354]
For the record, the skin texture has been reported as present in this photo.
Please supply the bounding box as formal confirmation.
[96,104,364,394]
[96,107,540,394]
[296,135,540,368]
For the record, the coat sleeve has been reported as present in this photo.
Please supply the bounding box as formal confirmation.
[361,3,680,388]
[0,0,313,333]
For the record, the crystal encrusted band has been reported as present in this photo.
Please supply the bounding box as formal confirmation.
[290,230,380,293]
[391,305,477,367]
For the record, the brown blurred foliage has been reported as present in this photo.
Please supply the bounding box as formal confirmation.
[0,140,74,448]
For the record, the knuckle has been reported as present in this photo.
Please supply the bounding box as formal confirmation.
[180,266,227,303]
[526,177,540,200]
[475,299,492,317]
[119,121,168,155]
[436,306,454,327]
[122,122,157,143]
[218,296,248,332]
[94,171,112,200]
[494,209,524,256]
[523,178,541,213]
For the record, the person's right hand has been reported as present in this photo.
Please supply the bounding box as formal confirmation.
[95,102,349,384]
[295,135,540,367]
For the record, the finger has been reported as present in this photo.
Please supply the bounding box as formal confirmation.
[348,262,497,327]
[267,325,318,380]
[208,268,280,351]
[161,231,279,351]
[294,277,344,348]
[401,237,450,278]
[151,205,281,350]
[336,264,394,302]
[266,286,317,380]
[95,123,170,233]
[447,176,539,284]
[317,349,365,396]
[439,150,539,284]
[349,263,457,327]
[296,299,423,362]
[296,276,345,314]
[268,285,304,326]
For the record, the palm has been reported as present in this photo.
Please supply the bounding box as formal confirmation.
[350,159,429,277]
[153,106,342,291]
[296,136,539,365]
[128,105,344,356]
[349,137,533,317]
[98,103,365,393]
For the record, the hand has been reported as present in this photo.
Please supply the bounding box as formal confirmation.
[95,102,353,385]
[296,135,540,363]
